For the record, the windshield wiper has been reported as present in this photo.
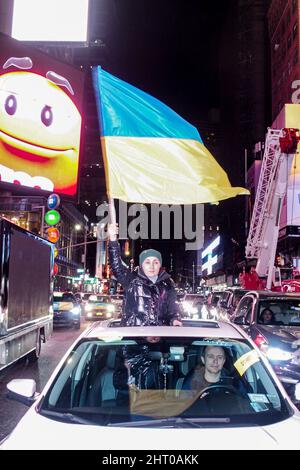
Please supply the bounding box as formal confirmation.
[108,416,230,428]
[40,409,106,425]
[40,409,94,424]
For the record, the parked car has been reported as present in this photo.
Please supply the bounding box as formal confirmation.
[84,294,116,320]
[3,319,300,449]
[218,288,250,321]
[232,291,300,401]
[52,291,81,329]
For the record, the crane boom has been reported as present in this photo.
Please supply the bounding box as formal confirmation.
[245,128,300,289]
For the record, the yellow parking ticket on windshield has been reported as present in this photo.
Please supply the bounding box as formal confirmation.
[234,350,260,376]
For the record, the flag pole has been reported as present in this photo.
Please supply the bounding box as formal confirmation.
[108,197,116,225]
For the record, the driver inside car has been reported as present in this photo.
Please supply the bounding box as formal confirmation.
[181,345,252,414]
[182,345,228,393]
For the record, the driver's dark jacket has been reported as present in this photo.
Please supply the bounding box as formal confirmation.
[109,240,181,326]
[182,366,230,391]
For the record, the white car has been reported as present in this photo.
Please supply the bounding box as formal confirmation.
[2,319,300,450]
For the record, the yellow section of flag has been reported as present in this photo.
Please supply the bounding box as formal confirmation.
[103,136,249,204]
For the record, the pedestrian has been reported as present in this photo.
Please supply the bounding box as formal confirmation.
[239,265,261,290]
[108,223,182,326]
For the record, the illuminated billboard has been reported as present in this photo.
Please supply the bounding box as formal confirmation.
[0,33,84,196]
[201,236,220,275]
[12,0,89,43]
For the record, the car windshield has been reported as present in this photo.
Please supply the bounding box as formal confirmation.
[232,292,248,307]
[53,294,74,303]
[88,296,110,304]
[258,299,300,326]
[40,336,291,427]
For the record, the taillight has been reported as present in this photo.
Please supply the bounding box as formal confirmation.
[254,333,268,352]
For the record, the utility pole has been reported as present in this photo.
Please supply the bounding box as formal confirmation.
[192,262,195,293]
[83,215,89,274]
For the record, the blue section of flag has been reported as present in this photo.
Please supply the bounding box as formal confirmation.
[92,66,202,142]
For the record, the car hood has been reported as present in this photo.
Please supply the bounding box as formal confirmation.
[2,408,300,450]
[258,325,300,349]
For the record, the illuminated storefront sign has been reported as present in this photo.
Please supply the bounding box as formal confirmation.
[201,236,220,275]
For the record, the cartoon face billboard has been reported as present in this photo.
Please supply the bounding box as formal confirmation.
[0,33,84,196]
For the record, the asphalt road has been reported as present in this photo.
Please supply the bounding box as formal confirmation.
[0,320,91,441]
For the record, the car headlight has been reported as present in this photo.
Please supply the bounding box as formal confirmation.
[201,305,208,319]
[85,304,92,312]
[210,307,217,317]
[266,347,293,361]
[107,304,115,312]
[71,307,81,315]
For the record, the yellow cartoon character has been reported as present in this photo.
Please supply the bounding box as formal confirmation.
[0,57,81,194]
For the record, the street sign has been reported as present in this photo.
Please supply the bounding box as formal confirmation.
[47,227,60,243]
[47,193,61,210]
[45,209,61,226]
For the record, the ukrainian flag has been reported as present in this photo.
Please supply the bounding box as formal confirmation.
[92,66,249,205]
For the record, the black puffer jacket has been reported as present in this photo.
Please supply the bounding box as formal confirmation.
[109,240,181,326]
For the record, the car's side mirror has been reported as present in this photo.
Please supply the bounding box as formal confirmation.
[6,379,39,407]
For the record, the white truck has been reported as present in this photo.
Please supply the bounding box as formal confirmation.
[245,127,300,291]
[0,217,54,370]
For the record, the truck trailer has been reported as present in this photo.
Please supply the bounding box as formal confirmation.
[0,217,54,370]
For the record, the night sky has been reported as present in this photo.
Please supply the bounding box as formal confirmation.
[91,0,230,130]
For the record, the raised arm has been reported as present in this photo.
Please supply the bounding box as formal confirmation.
[108,223,134,287]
